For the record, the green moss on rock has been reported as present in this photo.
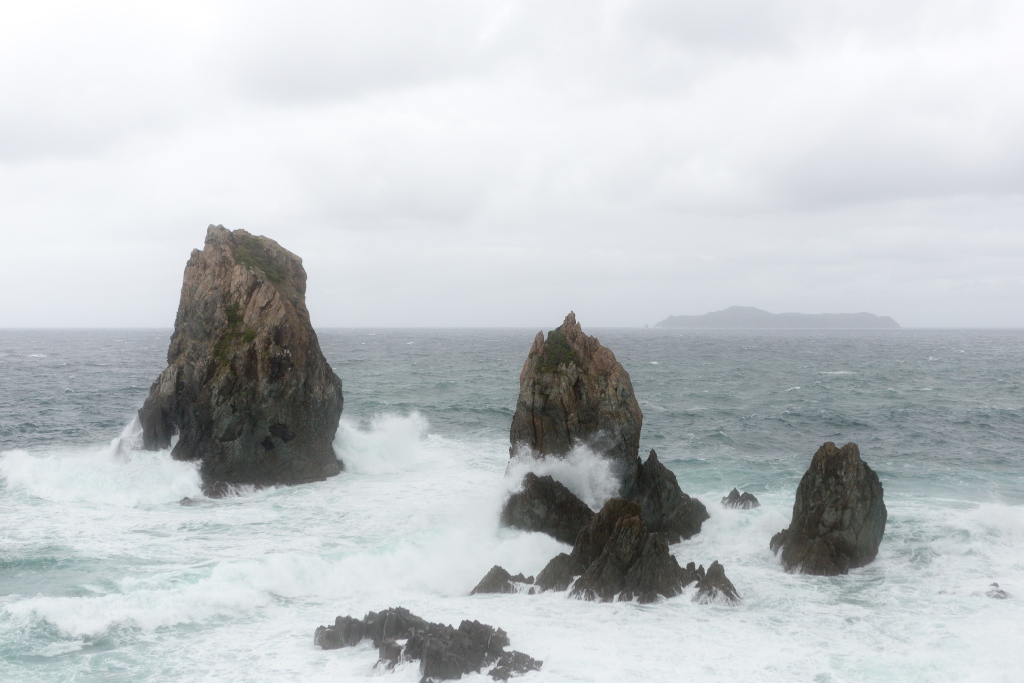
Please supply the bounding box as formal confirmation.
[235,233,285,284]
[537,329,577,373]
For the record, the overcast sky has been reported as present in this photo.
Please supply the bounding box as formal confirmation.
[2,0,1022,328]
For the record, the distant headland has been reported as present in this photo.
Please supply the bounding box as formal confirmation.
[655,306,900,329]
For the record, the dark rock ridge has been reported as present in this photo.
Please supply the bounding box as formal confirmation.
[656,306,900,329]
[138,225,344,488]
[471,565,535,595]
[693,561,741,604]
[770,442,887,575]
[623,449,709,542]
[509,312,642,470]
[531,498,737,604]
[314,607,541,681]
[500,472,595,544]
[722,488,760,509]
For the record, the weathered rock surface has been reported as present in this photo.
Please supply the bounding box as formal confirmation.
[529,498,732,604]
[509,313,642,470]
[693,560,741,604]
[139,225,344,488]
[770,442,887,575]
[534,553,585,592]
[314,607,541,681]
[500,472,595,544]
[623,449,709,542]
[722,488,760,509]
[471,565,534,595]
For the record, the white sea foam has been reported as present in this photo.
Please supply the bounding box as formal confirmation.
[505,446,621,510]
[3,413,1024,682]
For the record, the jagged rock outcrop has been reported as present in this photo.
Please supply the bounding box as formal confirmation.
[623,449,709,542]
[770,442,887,575]
[534,553,585,592]
[509,313,642,470]
[471,565,534,595]
[722,488,760,509]
[138,225,344,488]
[314,607,541,681]
[693,560,741,604]
[530,498,735,604]
[500,472,595,544]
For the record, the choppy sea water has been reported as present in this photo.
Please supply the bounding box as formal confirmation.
[1,328,1022,682]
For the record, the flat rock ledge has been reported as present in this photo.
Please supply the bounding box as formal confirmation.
[500,472,596,544]
[314,607,541,682]
[770,442,887,575]
[721,488,760,509]
[529,498,738,604]
[623,449,709,542]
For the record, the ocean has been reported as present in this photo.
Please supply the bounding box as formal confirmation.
[1,328,1022,682]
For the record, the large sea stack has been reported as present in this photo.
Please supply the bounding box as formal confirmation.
[770,442,887,575]
[509,312,642,469]
[138,225,344,488]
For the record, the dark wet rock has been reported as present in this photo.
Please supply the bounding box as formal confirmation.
[570,498,641,567]
[471,565,534,595]
[314,615,365,649]
[569,501,702,603]
[622,534,702,603]
[623,449,709,542]
[178,496,198,506]
[534,553,586,592]
[530,498,720,604]
[509,312,642,469]
[314,607,540,681]
[489,651,543,681]
[770,442,887,575]
[693,560,741,604]
[139,225,344,488]
[500,472,595,544]
[987,583,1008,599]
[722,488,760,509]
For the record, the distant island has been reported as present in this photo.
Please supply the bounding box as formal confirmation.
[655,306,900,329]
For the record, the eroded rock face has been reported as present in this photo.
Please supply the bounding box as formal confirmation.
[471,566,534,595]
[509,313,642,469]
[623,449,709,542]
[531,498,734,604]
[693,560,741,604]
[314,607,541,681]
[500,472,595,544]
[722,488,760,509]
[770,442,887,575]
[139,225,344,488]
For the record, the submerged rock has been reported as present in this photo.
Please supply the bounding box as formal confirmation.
[500,472,595,544]
[770,442,887,575]
[138,225,344,488]
[471,565,534,595]
[693,560,741,604]
[986,583,1008,599]
[509,312,642,469]
[623,449,709,542]
[314,607,541,681]
[721,488,760,509]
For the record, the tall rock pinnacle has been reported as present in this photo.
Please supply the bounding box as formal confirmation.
[138,225,344,489]
[509,312,642,467]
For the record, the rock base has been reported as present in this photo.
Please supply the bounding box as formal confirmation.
[314,607,541,681]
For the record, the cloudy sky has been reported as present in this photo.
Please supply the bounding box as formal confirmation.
[2,0,1022,327]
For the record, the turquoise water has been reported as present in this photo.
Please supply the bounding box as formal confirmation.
[1,329,1022,681]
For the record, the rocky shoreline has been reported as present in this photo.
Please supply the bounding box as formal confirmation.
[142,230,894,678]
